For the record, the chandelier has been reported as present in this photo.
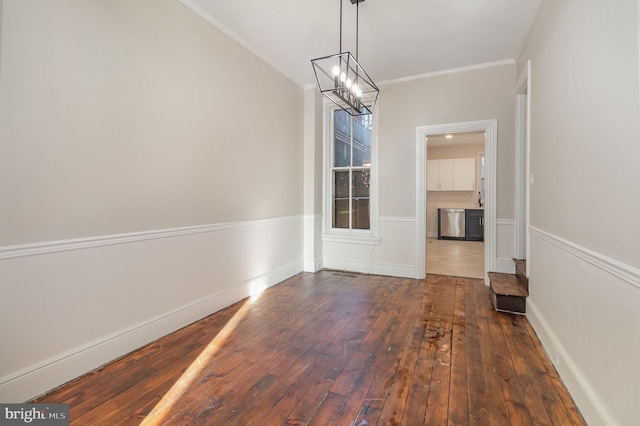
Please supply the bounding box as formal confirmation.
[311,0,379,116]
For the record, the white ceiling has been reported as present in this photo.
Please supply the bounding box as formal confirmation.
[180,0,539,88]
[427,131,485,147]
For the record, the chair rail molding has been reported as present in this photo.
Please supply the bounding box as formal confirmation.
[0,216,302,260]
[529,226,640,289]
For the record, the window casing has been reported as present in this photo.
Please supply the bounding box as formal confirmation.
[328,109,375,234]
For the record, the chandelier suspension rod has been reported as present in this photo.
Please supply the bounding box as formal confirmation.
[356,0,359,60]
[339,0,343,53]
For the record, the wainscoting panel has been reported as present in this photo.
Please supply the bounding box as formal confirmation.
[322,217,417,278]
[324,217,516,279]
[527,227,640,426]
[0,216,303,402]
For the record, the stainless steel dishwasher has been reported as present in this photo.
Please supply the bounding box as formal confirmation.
[439,208,466,240]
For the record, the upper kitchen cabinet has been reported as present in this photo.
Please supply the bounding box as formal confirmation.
[453,158,475,191]
[427,158,475,191]
[427,159,452,190]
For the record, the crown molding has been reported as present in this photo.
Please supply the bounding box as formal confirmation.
[514,0,543,60]
[377,59,516,86]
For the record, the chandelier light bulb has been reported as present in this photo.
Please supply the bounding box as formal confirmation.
[332,66,340,76]
[340,72,346,82]
[345,78,352,88]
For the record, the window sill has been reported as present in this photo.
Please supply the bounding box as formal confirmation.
[322,232,381,246]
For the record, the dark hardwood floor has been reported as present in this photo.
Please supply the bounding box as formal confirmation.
[31,272,585,425]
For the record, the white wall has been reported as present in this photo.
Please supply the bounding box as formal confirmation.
[323,64,516,277]
[0,0,304,401]
[518,1,640,424]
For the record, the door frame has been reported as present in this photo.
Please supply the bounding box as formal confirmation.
[515,60,531,262]
[416,119,497,284]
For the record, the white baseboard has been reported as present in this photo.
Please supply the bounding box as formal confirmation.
[323,258,416,279]
[303,257,323,273]
[371,262,416,279]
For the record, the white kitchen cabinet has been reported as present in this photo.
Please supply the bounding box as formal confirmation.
[427,158,475,191]
[453,158,475,191]
[427,159,440,191]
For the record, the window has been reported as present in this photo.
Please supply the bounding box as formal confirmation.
[331,110,372,230]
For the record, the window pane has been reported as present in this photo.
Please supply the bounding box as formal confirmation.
[334,110,351,167]
[352,170,370,229]
[334,199,350,229]
[352,199,370,229]
[352,170,370,198]
[334,110,351,137]
[352,115,371,167]
[333,171,349,229]
[334,170,349,199]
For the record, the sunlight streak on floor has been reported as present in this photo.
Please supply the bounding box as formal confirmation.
[140,301,252,425]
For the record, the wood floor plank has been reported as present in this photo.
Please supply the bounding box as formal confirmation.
[351,280,424,426]
[464,277,490,426]
[327,280,415,424]
[499,314,556,425]
[479,278,535,426]
[474,277,511,426]
[283,292,384,424]
[504,315,585,426]
[306,392,347,426]
[261,302,373,424]
[373,283,429,425]
[28,272,585,426]
[163,306,339,424]
[447,278,469,426]
[424,278,455,426]
[376,343,420,426]
[401,275,443,425]
[260,352,338,424]
[329,278,410,397]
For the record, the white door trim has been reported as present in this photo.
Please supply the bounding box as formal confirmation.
[515,60,531,262]
[416,119,497,284]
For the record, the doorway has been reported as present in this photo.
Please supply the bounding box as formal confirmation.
[415,120,497,284]
[425,132,486,279]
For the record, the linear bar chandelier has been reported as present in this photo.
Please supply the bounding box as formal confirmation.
[311,0,379,116]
